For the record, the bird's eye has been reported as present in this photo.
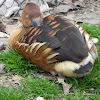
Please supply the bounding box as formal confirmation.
[26,14,29,18]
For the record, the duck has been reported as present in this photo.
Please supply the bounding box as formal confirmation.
[8,3,98,77]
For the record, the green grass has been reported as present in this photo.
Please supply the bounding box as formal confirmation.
[0,75,61,100]
[0,49,44,76]
[0,86,27,100]
[0,23,100,100]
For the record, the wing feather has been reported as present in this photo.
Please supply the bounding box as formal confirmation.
[43,15,98,62]
[14,41,58,74]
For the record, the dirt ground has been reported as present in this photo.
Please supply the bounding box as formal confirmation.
[48,0,100,25]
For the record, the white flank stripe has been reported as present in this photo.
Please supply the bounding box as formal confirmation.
[33,42,46,53]
[23,44,28,49]
[43,48,52,54]
[47,53,59,60]
[85,34,89,42]
[30,43,40,53]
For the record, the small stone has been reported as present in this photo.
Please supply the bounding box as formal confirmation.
[0,32,9,38]
[0,80,3,85]
[0,64,5,72]
[92,38,99,44]
[35,96,45,100]
[90,88,95,91]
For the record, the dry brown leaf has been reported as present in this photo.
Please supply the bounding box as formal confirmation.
[5,22,20,35]
[74,0,86,7]
[0,43,7,51]
[0,38,8,51]
[0,22,6,32]
[36,73,56,80]
[61,0,73,4]
[54,5,73,13]
[57,77,72,95]
[62,82,72,95]
[1,17,19,34]
[11,75,23,85]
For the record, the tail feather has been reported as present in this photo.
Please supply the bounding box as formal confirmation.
[55,53,94,77]
[73,61,93,75]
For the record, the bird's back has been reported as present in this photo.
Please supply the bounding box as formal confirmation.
[17,15,89,63]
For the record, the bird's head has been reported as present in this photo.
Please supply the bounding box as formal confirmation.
[21,3,43,27]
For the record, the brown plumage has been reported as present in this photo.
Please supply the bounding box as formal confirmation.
[8,3,98,77]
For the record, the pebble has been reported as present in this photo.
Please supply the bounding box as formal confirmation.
[92,38,99,44]
[0,64,5,72]
[35,96,45,100]
[0,32,9,38]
